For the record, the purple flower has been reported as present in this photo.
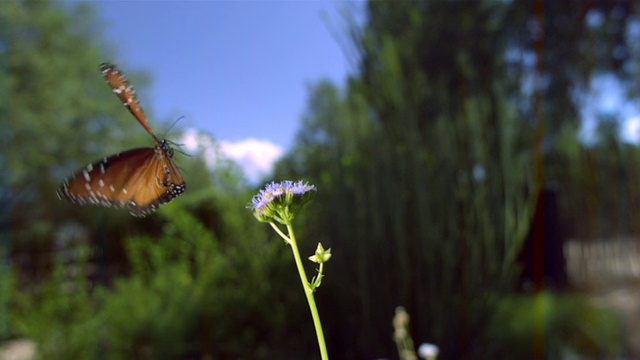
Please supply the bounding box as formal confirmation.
[249,180,316,223]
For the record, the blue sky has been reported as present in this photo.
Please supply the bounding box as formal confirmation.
[581,74,640,144]
[85,2,640,181]
[91,1,360,180]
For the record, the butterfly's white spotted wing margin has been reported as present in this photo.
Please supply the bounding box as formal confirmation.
[57,142,186,217]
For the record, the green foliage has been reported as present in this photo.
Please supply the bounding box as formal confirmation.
[101,210,219,359]
[0,245,13,341]
[276,2,536,357]
[12,244,101,359]
[2,0,162,252]
[554,115,640,237]
[488,292,626,358]
[13,204,312,359]
[273,1,639,357]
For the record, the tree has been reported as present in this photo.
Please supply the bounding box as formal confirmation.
[275,1,637,357]
[276,2,535,358]
[3,0,147,244]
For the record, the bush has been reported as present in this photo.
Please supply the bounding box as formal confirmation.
[13,203,312,359]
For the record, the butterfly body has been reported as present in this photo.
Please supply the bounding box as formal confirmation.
[58,63,186,217]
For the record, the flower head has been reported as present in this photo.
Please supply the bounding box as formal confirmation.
[249,180,316,224]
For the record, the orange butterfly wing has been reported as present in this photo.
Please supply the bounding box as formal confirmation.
[57,142,185,217]
[100,62,157,140]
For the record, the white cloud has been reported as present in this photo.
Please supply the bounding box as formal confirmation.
[220,138,284,182]
[179,129,284,183]
[623,117,640,143]
[182,129,201,151]
[181,128,220,168]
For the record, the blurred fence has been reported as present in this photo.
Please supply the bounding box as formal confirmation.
[565,237,640,286]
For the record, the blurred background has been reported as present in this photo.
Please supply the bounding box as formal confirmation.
[2,0,640,359]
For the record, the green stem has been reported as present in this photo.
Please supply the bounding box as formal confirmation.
[269,222,290,243]
[286,223,329,360]
[314,262,325,288]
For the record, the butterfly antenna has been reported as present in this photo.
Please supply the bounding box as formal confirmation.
[167,116,185,133]
[158,116,186,139]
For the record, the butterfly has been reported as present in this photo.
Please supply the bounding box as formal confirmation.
[57,63,186,217]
